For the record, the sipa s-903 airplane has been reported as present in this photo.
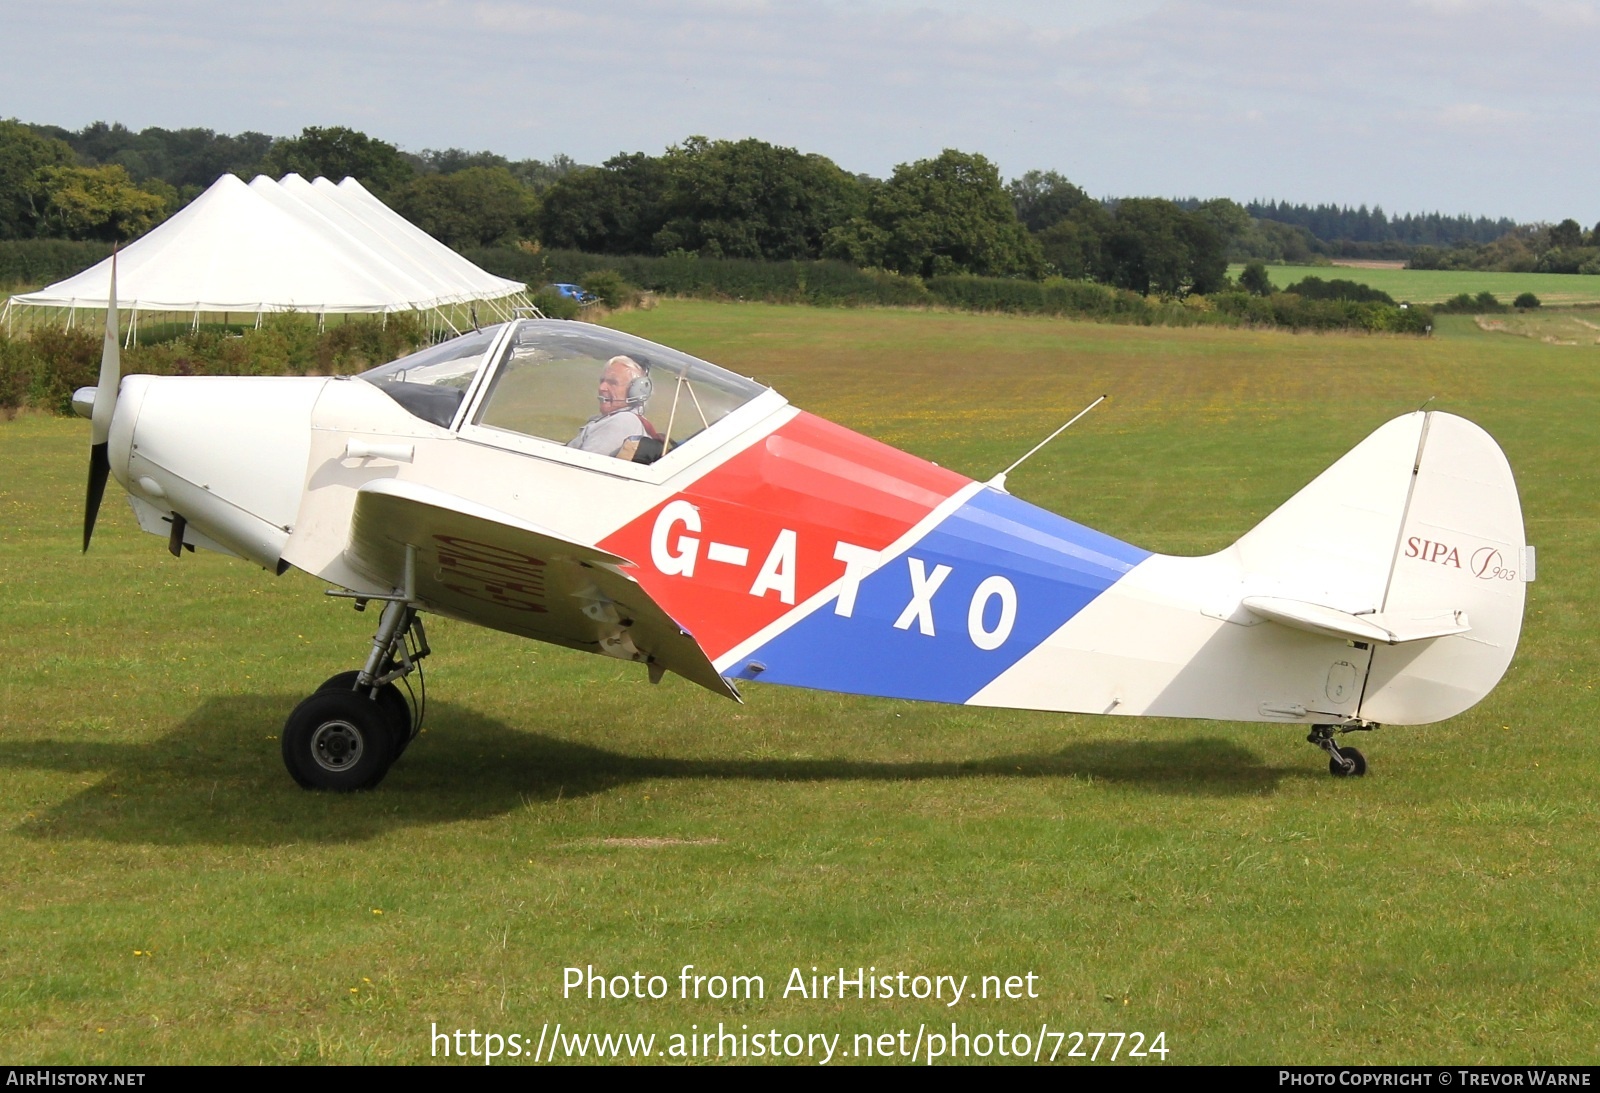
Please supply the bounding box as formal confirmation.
[77,272,1532,791]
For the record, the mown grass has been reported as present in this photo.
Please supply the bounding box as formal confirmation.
[1470,309,1600,347]
[1230,264,1600,307]
[1,301,1596,1064]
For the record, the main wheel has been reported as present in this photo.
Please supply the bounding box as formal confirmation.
[1329,746,1367,778]
[315,671,414,757]
[282,689,398,791]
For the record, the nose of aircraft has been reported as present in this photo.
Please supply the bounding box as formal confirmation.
[108,374,328,569]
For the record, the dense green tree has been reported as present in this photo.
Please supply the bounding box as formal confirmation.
[1548,218,1583,250]
[408,147,511,175]
[36,121,272,190]
[537,153,670,255]
[1099,199,1187,295]
[1227,218,1321,263]
[403,148,582,201]
[1097,198,1225,296]
[0,120,74,238]
[1238,261,1274,296]
[1534,244,1599,274]
[137,176,183,219]
[155,127,274,188]
[261,126,413,195]
[1034,204,1108,279]
[1008,169,1092,233]
[652,137,867,260]
[1193,198,1251,249]
[508,154,582,194]
[394,166,537,248]
[1177,212,1228,294]
[62,121,138,169]
[1283,276,1395,305]
[831,149,1043,279]
[31,164,168,241]
[819,214,889,269]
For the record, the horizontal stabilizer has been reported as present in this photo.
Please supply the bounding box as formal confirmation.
[1242,595,1470,645]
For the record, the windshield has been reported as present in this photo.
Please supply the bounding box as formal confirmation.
[359,325,503,427]
[472,320,768,463]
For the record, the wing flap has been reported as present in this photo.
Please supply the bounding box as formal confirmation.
[345,479,737,699]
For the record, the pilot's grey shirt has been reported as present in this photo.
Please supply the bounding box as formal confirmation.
[567,409,650,457]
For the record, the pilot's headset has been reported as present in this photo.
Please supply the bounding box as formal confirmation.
[622,357,652,408]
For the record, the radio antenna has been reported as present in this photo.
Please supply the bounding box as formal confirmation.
[987,394,1106,493]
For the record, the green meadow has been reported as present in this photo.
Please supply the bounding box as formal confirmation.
[1,301,1596,1064]
[1230,264,1600,307]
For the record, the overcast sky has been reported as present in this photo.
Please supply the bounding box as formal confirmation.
[3,1,1595,223]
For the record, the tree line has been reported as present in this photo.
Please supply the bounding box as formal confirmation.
[0,120,1234,295]
[1408,219,1600,275]
[1241,201,1516,247]
[0,119,578,249]
[3,118,1590,293]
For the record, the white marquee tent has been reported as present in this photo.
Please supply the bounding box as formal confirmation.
[2,174,532,337]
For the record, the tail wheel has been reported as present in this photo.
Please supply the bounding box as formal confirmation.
[282,690,397,791]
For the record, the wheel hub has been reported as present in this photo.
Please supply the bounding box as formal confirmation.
[309,720,364,772]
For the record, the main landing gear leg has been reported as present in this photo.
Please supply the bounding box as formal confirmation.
[281,599,431,791]
[1308,723,1373,778]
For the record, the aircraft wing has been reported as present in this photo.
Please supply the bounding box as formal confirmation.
[342,479,738,699]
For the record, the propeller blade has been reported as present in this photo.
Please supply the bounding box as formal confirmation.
[83,443,110,552]
[83,250,121,552]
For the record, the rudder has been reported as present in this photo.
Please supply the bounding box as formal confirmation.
[1359,412,1528,724]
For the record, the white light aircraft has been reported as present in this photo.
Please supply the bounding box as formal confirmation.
[75,265,1532,790]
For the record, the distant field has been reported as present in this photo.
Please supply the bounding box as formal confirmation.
[1229,264,1600,306]
[3,301,1597,1063]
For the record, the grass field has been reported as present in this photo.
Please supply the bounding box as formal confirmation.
[1471,309,1600,347]
[1230,264,1600,307]
[2,301,1597,1064]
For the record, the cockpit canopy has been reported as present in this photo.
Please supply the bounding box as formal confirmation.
[359,320,770,463]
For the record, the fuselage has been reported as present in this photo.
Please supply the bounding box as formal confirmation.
[99,319,1526,729]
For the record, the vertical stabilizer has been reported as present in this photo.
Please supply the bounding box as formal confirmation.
[1359,413,1527,723]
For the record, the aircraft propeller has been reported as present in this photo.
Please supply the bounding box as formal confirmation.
[82,251,121,552]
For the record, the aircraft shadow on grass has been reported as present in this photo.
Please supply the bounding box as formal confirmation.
[6,695,1309,846]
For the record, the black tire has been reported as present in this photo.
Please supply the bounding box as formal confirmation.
[282,689,397,791]
[316,671,414,756]
[1329,746,1367,778]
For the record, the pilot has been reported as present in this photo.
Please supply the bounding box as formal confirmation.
[567,355,659,457]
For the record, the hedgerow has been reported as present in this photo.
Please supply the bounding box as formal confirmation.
[0,313,427,416]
